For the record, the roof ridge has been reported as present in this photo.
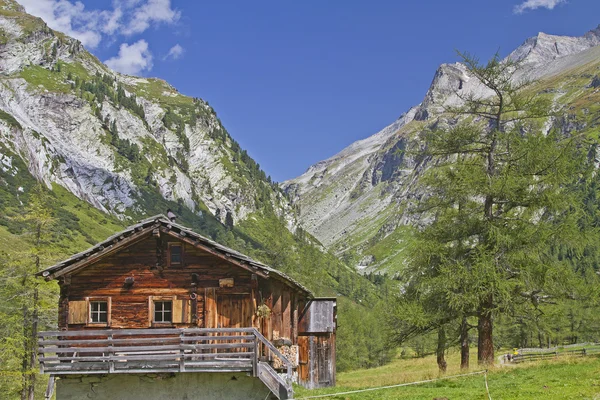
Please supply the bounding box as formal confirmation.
[38,215,312,296]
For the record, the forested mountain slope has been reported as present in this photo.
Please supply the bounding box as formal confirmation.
[284,25,600,274]
[0,0,385,303]
[0,0,289,225]
[0,5,396,392]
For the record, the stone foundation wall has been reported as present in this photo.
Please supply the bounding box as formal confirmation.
[56,373,276,400]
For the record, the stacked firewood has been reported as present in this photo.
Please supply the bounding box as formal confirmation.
[271,332,298,368]
[273,344,298,369]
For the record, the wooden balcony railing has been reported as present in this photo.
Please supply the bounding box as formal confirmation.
[38,328,294,400]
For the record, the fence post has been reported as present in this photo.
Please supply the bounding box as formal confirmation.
[108,333,114,373]
[252,334,258,377]
[38,336,44,374]
[180,331,186,372]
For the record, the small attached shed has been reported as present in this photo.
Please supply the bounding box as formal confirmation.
[37,215,336,399]
[298,298,337,388]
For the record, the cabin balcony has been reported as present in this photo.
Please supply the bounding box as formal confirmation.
[38,328,293,400]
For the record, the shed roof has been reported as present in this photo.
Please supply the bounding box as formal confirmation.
[39,215,313,296]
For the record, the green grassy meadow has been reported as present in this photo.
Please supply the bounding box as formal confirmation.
[295,351,600,400]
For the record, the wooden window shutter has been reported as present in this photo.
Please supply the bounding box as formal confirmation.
[172,299,191,324]
[68,301,87,324]
[148,296,153,327]
[173,299,183,323]
[205,288,217,328]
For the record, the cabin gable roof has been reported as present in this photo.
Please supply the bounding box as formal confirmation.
[39,215,312,297]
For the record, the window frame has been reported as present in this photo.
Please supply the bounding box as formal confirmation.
[167,242,184,268]
[86,297,111,327]
[149,296,175,326]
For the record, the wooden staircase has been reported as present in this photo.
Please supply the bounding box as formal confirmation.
[252,330,294,399]
[257,362,293,400]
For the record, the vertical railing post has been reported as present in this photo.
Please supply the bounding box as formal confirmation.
[286,364,292,385]
[252,332,258,377]
[38,335,44,374]
[108,333,114,373]
[180,330,186,372]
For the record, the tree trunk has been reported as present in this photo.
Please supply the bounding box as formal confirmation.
[477,300,494,365]
[27,286,39,400]
[437,326,447,373]
[460,317,470,370]
[20,304,29,400]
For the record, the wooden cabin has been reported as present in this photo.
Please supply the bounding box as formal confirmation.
[37,215,336,400]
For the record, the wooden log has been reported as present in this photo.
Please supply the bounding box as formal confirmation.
[51,229,154,278]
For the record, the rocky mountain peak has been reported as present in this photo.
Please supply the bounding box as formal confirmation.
[0,0,25,13]
[0,2,294,229]
[509,26,600,69]
[286,23,600,270]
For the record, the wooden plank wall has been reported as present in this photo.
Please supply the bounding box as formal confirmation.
[256,281,297,342]
[61,235,251,330]
[297,299,337,389]
[59,234,307,346]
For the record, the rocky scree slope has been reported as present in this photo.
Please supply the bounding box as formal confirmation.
[283,25,600,273]
[0,0,293,229]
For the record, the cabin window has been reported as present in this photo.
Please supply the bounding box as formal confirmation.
[85,297,111,326]
[90,301,108,323]
[168,243,183,267]
[154,301,172,323]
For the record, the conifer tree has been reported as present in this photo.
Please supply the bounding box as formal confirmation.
[391,52,592,365]
[0,185,58,399]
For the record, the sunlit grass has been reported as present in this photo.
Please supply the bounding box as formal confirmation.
[295,350,600,399]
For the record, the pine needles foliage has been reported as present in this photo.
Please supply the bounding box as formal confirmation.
[388,51,600,368]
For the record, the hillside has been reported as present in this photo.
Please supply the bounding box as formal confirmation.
[283,25,600,274]
[0,0,387,305]
[0,0,291,225]
[0,5,399,394]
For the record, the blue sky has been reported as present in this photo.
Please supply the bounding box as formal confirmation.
[18,0,600,182]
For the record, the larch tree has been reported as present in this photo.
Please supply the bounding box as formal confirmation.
[393,51,592,366]
[0,185,58,399]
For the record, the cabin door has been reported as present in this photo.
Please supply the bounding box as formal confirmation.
[317,336,332,386]
[216,294,253,354]
[216,294,253,329]
[204,290,253,329]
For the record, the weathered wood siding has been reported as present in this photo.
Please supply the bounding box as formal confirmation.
[299,299,336,333]
[53,230,336,389]
[298,299,337,389]
[59,234,304,345]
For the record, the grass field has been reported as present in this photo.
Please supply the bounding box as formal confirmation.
[294,350,600,399]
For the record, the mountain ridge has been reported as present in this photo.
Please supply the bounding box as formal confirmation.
[0,0,296,230]
[284,24,600,272]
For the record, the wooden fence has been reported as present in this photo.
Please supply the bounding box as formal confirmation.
[38,328,294,399]
[512,344,600,364]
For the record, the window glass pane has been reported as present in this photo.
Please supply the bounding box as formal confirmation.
[154,301,172,323]
[170,245,182,264]
[90,301,108,323]
[98,311,107,323]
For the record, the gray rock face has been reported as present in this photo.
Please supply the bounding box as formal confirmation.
[0,4,293,227]
[284,25,600,269]
[509,28,600,67]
